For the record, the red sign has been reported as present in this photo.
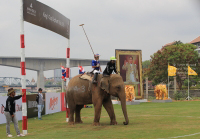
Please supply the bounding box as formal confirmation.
[60,93,66,111]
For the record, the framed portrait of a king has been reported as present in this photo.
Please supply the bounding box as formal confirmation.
[115,49,143,99]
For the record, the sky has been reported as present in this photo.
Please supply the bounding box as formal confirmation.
[0,0,200,81]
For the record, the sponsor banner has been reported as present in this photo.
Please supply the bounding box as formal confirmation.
[23,0,70,39]
[60,92,66,111]
[0,96,22,124]
[46,93,61,114]
[27,94,45,118]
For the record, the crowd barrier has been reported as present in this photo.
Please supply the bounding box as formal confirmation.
[0,92,66,124]
[27,94,46,118]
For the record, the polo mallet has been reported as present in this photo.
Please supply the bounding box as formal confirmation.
[79,24,101,73]
[79,24,95,55]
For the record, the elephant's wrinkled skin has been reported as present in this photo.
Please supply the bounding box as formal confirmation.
[65,74,129,126]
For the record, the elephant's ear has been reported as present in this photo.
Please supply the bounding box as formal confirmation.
[100,77,110,93]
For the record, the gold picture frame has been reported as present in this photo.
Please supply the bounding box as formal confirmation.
[115,49,143,99]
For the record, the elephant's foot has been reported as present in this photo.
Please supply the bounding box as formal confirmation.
[68,121,75,125]
[156,97,158,100]
[110,121,117,125]
[75,120,83,124]
[93,122,100,126]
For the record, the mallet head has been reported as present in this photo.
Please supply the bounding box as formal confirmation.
[79,24,84,26]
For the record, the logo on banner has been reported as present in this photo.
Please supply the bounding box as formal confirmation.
[43,12,65,27]
[28,100,38,112]
[28,100,37,108]
[1,105,4,114]
[26,3,36,16]
[16,104,22,112]
[49,97,58,110]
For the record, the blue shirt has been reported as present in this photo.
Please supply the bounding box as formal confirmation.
[91,60,100,71]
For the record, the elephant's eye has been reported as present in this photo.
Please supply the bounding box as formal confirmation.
[116,85,121,90]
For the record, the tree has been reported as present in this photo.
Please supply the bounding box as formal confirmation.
[147,43,199,90]
[56,82,62,86]
[174,40,183,45]
[45,81,52,85]
[142,60,150,81]
[184,79,192,88]
[142,60,150,69]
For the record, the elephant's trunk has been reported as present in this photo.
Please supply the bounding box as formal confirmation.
[119,92,129,125]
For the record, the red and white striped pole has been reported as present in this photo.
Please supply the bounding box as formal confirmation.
[20,0,27,134]
[66,39,70,122]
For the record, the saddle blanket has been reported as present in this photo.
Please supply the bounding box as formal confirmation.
[79,74,92,81]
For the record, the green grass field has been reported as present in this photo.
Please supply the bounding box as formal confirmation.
[1,101,200,139]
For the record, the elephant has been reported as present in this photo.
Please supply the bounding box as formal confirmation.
[154,84,168,100]
[125,85,135,101]
[65,74,129,126]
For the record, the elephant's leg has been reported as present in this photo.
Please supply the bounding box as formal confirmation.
[93,99,102,126]
[158,91,161,100]
[75,105,84,124]
[103,98,117,125]
[68,101,76,125]
[155,91,158,99]
[159,92,162,100]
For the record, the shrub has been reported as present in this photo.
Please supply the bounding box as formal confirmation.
[191,97,200,100]
[148,96,156,101]
[184,79,192,88]
[174,91,182,100]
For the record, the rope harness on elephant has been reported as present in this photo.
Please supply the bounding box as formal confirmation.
[79,73,111,94]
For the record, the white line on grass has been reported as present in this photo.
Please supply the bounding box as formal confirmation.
[116,115,200,119]
[158,132,200,139]
[132,115,200,118]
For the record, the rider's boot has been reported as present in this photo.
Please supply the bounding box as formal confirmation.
[92,73,98,84]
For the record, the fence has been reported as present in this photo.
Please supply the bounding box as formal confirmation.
[144,90,200,99]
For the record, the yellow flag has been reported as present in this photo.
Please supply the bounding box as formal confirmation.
[168,65,176,76]
[188,66,197,75]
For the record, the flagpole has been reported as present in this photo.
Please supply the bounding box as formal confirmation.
[60,63,64,93]
[168,63,169,99]
[168,74,169,99]
[188,72,189,101]
[187,65,197,100]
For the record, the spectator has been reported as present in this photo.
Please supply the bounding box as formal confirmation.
[4,88,25,137]
[36,88,45,120]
